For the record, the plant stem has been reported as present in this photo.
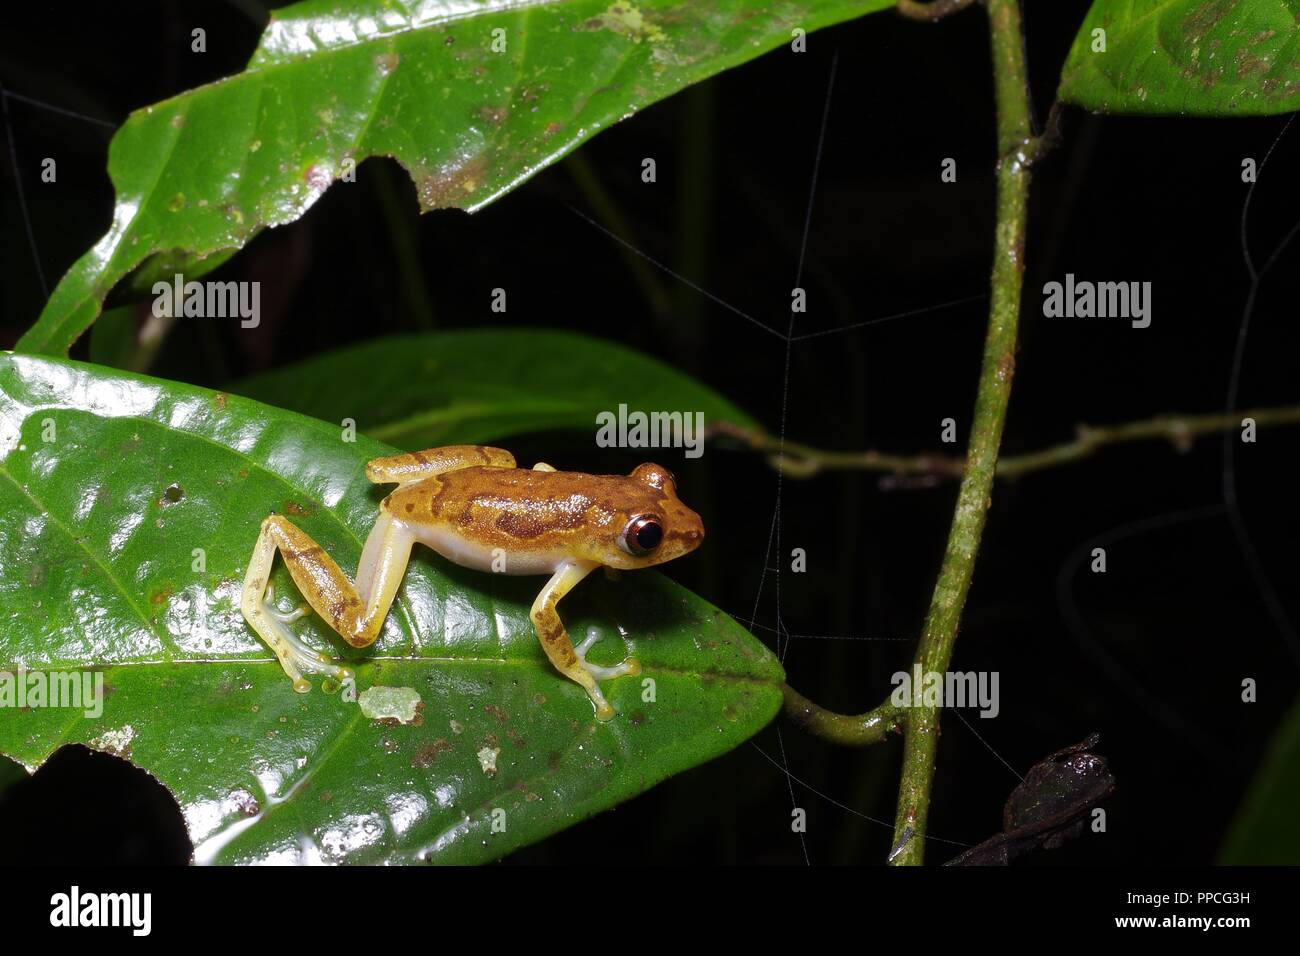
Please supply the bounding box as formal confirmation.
[783,684,904,746]
[889,0,1033,866]
[711,404,1300,480]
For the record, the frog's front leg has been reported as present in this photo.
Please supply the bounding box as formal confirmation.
[241,511,415,692]
[530,559,640,720]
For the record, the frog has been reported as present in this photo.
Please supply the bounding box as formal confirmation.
[240,444,705,720]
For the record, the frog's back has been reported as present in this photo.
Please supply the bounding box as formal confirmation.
[382,466,655,572]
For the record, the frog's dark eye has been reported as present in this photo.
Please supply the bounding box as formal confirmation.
[620,514,664,556]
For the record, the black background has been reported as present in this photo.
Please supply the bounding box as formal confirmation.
[2,0,1299,866]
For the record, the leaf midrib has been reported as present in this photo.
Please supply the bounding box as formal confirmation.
[5,654,781,687]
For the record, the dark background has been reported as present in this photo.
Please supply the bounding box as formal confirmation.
[2,0,1298,865]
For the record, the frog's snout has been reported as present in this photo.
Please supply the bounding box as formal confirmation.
[678,523,704,550]
[666,506,705,558]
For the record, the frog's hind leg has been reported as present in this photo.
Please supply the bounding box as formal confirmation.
[241,512,416,692]
[530,559,639,721]
[365,445,515,484]
[242,521,352,693]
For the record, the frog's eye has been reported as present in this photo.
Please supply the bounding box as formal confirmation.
[620,514,664,556]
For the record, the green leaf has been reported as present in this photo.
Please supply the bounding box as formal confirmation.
[18,0,896,356]
[231,328,760,448]
[1220,696,1300,864]
[1059,0,1300,116]
[0,352,782,864]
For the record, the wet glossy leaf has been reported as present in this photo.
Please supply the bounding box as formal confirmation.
[1059,0,1300,116]
[18,0,896,356]
[231,328,760,448]
[0,353,783,864]
[1220,697,1300,864]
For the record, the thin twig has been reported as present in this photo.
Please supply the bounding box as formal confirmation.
[782,684,904,746]
[710,405,1300,480]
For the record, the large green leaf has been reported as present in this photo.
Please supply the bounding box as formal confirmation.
[1220,697,1300,864]
[1059,0,1300,116]
[0,353,782,864]
[18,0,896,356]
[231,328,760,448]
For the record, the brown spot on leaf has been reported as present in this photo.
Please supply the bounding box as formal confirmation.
[417,153,488,211]
[411,738,454,769]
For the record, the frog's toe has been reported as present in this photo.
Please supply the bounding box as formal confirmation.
[264,582,311,624]
[582,657,640,682]
[575,626,640,682]
[259,598,348,689]
[270,605,311,625]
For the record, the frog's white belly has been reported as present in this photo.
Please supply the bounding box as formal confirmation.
[411,522,564,576]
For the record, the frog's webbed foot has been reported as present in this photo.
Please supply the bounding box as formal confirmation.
[260,584,350,690]
[571,633,638,722]
[264,582,311,624]
[575,625,641,683]
[251,587,353,693]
